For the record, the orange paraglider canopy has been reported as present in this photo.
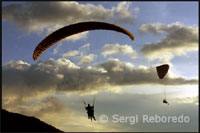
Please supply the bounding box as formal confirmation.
[156,64,169,79]
[33,21,134,60]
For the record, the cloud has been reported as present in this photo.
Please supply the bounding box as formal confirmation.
[31,96,68,117]
[3,93,119,132]
[62,50,79,58]
[3,96,69,118]
[61,43,95,65]
[79,54,97,65]
[100,58,197,86]
[2,58,197,103]
[102,43,137,59]
[139,23,198,61]
[79,43,91,53]
[112,2,136,25]
[94,92,198,132]
[2,2,138,34]
[6,91,198,132]
[55,43,90,58]
[175,96,198,105]
[3,91,198,132]
[61,43,97,65]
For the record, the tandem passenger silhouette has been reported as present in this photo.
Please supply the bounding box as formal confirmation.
[80,96,96,122]
[85,104,96,121]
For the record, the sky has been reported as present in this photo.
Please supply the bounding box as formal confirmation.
[2,1,199,132]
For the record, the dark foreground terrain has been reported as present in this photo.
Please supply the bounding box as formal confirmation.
[1,109,64,132]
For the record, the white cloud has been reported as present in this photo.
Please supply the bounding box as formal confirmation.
[102,43,137,59]
[62,50,79,58]
[54,43,91,59]
[56,43,97,65]
[139,23,198,61]
[175,96,198,105]
[113,2,135,25]
[79,54,97,65]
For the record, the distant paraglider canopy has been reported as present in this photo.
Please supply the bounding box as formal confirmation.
[156,64,169,79]
[33,21,135,60]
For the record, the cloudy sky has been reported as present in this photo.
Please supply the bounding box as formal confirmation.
[2,1,198,132]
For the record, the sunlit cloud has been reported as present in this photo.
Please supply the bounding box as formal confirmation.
[2,2,198,132]
[102,43,137,59]
[3,92,198,132]
[3,58,197,103]
[139,23,198,62]
[175,96,198,105]
[78,54,97,65]
[61,43,97,65]
[2,2,138,34]
[62,50,79,58]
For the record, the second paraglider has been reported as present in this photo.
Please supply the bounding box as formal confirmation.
[156,64,170,105]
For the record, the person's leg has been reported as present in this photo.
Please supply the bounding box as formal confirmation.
[93,116,96,121]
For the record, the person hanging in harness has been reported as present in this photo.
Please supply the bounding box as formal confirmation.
[85,104,96,121]
[163,99,169,105]
[81,96,96,122]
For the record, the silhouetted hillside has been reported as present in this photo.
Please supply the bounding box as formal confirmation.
[1,109,64,132]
